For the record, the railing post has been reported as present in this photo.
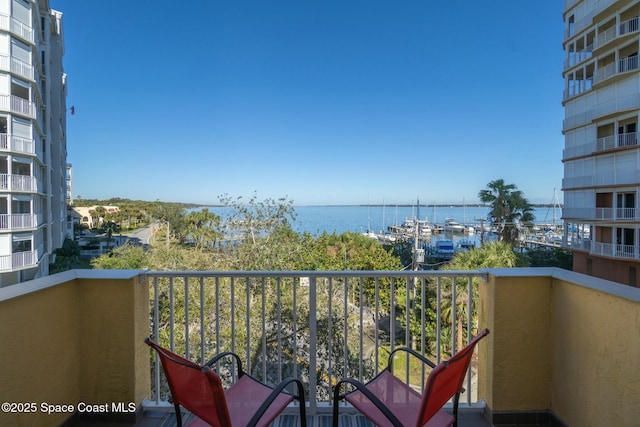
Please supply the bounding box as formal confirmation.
[308,276,317,414]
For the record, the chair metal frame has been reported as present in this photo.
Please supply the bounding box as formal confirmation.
[145,338,307,427]
[332,328,490,427]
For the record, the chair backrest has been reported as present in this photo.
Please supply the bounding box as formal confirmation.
[416,328,490,426]
[145,338,232,427]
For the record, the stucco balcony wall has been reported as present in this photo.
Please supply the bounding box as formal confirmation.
[0,270,149,426]
[479,267,640,426]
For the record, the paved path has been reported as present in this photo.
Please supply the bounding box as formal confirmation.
[118,222,157,247]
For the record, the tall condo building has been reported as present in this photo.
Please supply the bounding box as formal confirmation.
[0,0,67,287]
[562,0,640,286]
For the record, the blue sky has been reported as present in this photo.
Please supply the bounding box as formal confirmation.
[54,1,565,206]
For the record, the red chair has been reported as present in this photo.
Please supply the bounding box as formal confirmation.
[145,338,306,427]
[332,328,489,427]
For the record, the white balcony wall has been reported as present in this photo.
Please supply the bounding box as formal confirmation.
[0,33,7,55]
[0,232,9,255]
[0,72,8,92]
[564,188,594,212]
[565,156,595,179]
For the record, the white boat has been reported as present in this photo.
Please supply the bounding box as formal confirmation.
[443,218,465,233]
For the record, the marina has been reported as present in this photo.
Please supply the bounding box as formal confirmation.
[206,203,568,257]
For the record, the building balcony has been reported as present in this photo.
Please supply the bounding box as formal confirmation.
[562,170,640,189]
[593,55,640,86]
[0,213,37,230]
[563,45,593,70]
[563,132,638,161]
[0,54,34,81]
[594,16,640,51]
[591,241,640,259]
[0,268,638,426]
[0,249,37,271]
[0,94,35,118]
[0,173,36,192]
[0,13,34,44]
[563,94,640,132]
[563,206,640,221]
[0,134,35,155]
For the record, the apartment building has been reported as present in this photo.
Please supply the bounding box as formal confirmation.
[0,0,67,287]
[562,0,640,286]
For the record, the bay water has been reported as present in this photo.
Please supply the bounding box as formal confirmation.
[205,205,561,237]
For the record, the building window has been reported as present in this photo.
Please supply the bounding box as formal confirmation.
[12,238,31,253]
[568,15,575,37]
[617,192,636,218]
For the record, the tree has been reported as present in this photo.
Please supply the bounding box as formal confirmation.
[478,179,534,244]
[183,208,222,250]
[51,238,80,273]
[91,244,148,269]
[148,202,186,246]
[526,247,573,270]
[436,241,526,354]
[219,192,296,244]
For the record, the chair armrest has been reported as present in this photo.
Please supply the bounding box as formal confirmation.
[333,377,403,427]
[204,351,245,377]
[387,347,437,373]
[247,377,306,427]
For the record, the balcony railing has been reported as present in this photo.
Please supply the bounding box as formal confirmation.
[0,134,35,155]
[0,173,36,191]
[596,131,638,151]
[593,55,640,84]
[563,140,593,159]
[0,249,37,270]
[144,270,487,413]
[563,44,593,69]
[563,94,640,131]
[595,16,640,50]
[0,54,33,81]
[563,170,640,189]
[0,13,34,43]
[0,213,36,230]
[592,241,638,259]
[0,94,35,118]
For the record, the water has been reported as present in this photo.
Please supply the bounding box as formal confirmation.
[204,205,561,236]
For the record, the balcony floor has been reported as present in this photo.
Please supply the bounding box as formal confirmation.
[71,407,498,427]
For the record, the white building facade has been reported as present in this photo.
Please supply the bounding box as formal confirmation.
[562,0,640,286]
[0,0,67,286]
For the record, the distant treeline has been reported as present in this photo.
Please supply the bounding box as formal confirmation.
[72,197,202,209]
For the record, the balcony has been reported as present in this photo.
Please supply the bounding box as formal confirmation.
[0,54,34,81]
[0,134,35,155]
[591,241,639,259]
[0,94,35,118]
[0,249,37,271]
[562,170,640,189]
[594,16,640,51]
[563,206,640,221]
[0,13,34,43]
[0,268,638,426]
[0,173,36,192]
[0,213,37,230]
[563,94,640,132]
[593,55,640,85]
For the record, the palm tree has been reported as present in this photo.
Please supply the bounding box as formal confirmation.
[436,241,525,354]
[478,179,534,244]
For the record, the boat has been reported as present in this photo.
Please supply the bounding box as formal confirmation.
[434,239,455,255]
[456,239,476,253]
[443,218,465,233]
